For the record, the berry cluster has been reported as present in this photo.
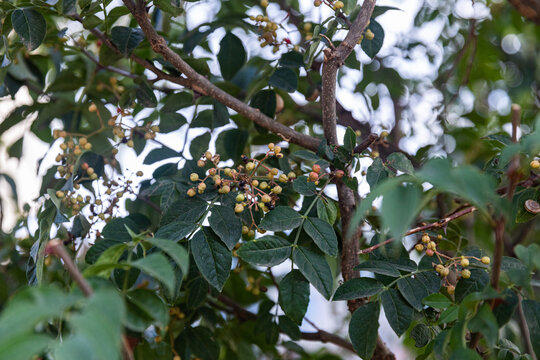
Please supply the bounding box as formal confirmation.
[415,233,490,294]
[313,0,344,10]
[249,0,299,53]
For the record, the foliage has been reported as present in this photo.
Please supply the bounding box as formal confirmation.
[0,0,539,359]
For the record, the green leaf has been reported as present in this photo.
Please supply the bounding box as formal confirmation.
[269,67,298,93]
[259,206,303,231]
[343,127,356,152]
[361,19,384,59]
[354,260,401,277]
[455,269,489,303]
[292,176,317,196]
[381,289,413,336]
[159,112,187,133]
[349,302,380,359]
[160,198,208,226]
[469,303,499,348]
[501,256,529,288]
[250,89,276,119]
[135,79,158,108]
[333,277,384,301]
[422,293,452,309]
[190,132,211,159]
[439,305,459,324]
[218,32,246,81]
[515,244,540,271]
[279,51,305,67]
[381,183,422,240]
[110,26,144,55]
[154,0,183,15]
[523,300,540,357]
[215,128,248,161]
[411,324,431,348]
[143,146,181,164]
[397,271,441,310]
[278,315,301,340]
[303,217,337,256]
[129,253,176,294]
[191,228,231,291]
[125,289,169,331]
[449,348,482,360]
[206,205,243,251]
[366,157,388,188]
[212,101,229,128]
[279,270,309,325]
[12,9,46,51]
[293,246,333,300]
[237,235,291,267]
[144,238,189,276]
[183,326,220,360]
[62,0,77,14]
[154,221,197,242]
[386,152,414,174]
[316,198,338,225]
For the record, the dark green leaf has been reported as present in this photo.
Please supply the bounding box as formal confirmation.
[154,221,197,242]
[160,198,207,226]
[381,289,413,336]
[278,315,301,340]
[126,289,169,331]
[183,326,219,360]
[411,324,431,348]
[279,51,304,67]
[259,206,303,231]
[354,260,401,277]
[143,146,181,164]
[250,89,276,119]
[386,152,414,174]
[397,271,441,310]
[344,127,356,152]
[361,20,384,59]
[439,305,459,324]
[190,132,211,159]
[62,0,77,14]
[381,183,422,240]
[292,176,317,196]
[423,293,452,309]
[455,269,489,303]
[208,205,242,250]
[279,270,309,325]
[316,198,338,225]
[469,303,498,348]
[135,79,158,108]
[269,67,298,93]
[12,9,46,51]
[449,348,482,360]
[191,228,231,291]
[212,101,229,128]
[144,238,189,276]
[333,277,384,301]
[218,32,246,80]
[237,235,291,267]
[366,157,388,188]
[523,300,540,357]
[303,217,337,256]
[293,246,333,300]
[349,302,380,359]
[111,26,144,55]
[215,128,248,161]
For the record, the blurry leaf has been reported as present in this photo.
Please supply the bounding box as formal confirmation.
[278,315,300,340]
[366,158,388,188]
[293,246,333,300]
[279,270,309,325]
[250,89,276,119]
[523,300,540,357]
[349,302,380,359]
[279,51,304,68]
[423,293,452,309]
[218,32,246,81]
[12,9,46,51]
[469,303,498,348]
[386,153,414,174]
[333,277,384,301]
[154,0,183,15]
[269,67,298,93]
[129,253,176,294]
[361,20,384,59]
[144,238,189,276]
[125,289,169,331]
[381,183,422,240]
[237,236,291,267]
[316,198,338,225]
[411,324,431,348]
[110,26,144,55]
[191,228,231,291]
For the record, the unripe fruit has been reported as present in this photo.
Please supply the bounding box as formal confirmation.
[279,174,288,182]
[235,204,244,213]
[89,103,97,112]
[441,268,450,277]
[303,23,312,32]
[116,191,124,198]
[274,146,281,154]
[252,180,259,187]
[242,226,249,235]
[426,249,434,256]
[461,258,469,267]
[248,229,255,237]
[422,234,430,243]
[56,190,65,198]
[197,160,206,167]
[190,173,199,182]
[260,182,268,190]
[246,162,255,171]
[335,170,345,178]
[314,0,322,6]
[312,164,321,173]
[60,143,68,150]
[371,150,379,158]
[531,160,540,169]
[309,172,319,181]
[90,173,98,180]
[268,143,275,151]
[151,125,160,132]
[276,153,284,159]
[365,29,375,40]
[79,138,88,146]
[236,194,245,202]
[334,1,344,9]
[272,185,282,194]
[127,140,134,147]
[447,285,455,295]
[205,151,212,160]
[481,256,490,265]
[428,241,437,250]
[275,94,284,114]
[84,142,92,150]
[261,194,271,203]
[87,167,95,175]
[221,185,231,194]
[461,269,471,279]
[198,182,206,192]
[260,0,268,8]
[270,168,279,175]
[287,172,296,179]
[380,131,389,138]
[74,147,82,155]
[415,244,424,252]
[224,168,232,176]
[209,168,217,176]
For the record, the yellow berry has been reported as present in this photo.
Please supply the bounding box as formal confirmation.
[79,138,88,146]
[246,162,255,171]
[248,230,255,237]
[260,182,268,190]
[252,179,259,187]
[461,258,470,267]
[151,125,160,132]
[187,188,196,197]
[441,268,450,277]
[272,185,282,194]
[274,146,281,154]
[268,143,275,151]
[447,285,455,295]
[415,244,424,252]
[205,151,212,160]
[88,103,97,112]
[303,23,312,32]
[209,168,217,176]
[190,173,199,182]
[136,171,143,177]
[235,204,244,213]
[428,241,437,250]
[314,0,322,6]
[84,142,92,150]
[236,194,245,202]
[260,0,268,8]
[60,143,67,150]
[74,147,82,156]
[197,159,206,167]
[220,185,231,194]
[287,172,296,179]
[279,174,288,183]
[198,182,206,191]
[365,29,375,41]
[481,256,490,265]
[87,167,95,176]
[334,1,344,9]
[531,160,540,169]
[380,131,389,138]
[261,195,271,203]
[127,140,134,148]
[242,226,249,235]
[461,269,471,279]
[90,173,98,180]
[56,190,65,198]
[422,234,430,243]
[435,264,444,273]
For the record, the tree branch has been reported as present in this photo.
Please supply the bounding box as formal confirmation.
[215,295,355,353]
[120,1,321,152]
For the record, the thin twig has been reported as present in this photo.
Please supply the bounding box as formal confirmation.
[517,294,537,360]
